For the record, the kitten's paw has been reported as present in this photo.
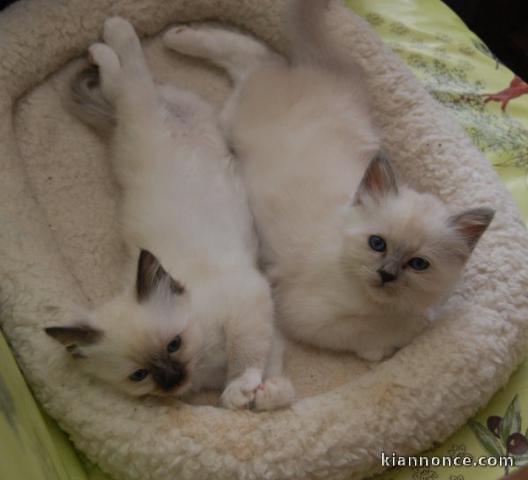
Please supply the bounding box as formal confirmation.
[356,347,396,362]
[220,368,262,410]
[103,17,142,62]
[163,25,217,58]
[163,25,200,53]
[253,376,295,411]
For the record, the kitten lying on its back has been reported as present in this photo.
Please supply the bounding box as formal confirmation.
[45,17,293,410]
[163,0,494,361]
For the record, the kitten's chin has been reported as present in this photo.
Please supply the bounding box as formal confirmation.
[172,380,193,397]
[152,383,192,398]
[363,281,402,306]
[364,281,438,313]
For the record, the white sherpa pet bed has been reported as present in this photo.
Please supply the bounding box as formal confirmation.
[1,0,528,479]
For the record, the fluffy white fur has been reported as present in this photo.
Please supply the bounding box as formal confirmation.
[3,0,527,478]
[163,0,494,361]
[45,17,294,410]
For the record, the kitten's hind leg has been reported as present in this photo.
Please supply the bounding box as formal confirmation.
[102,18,166,130]
[101,17,149,76]
[94,17,157,105]
[163,24,283,83]
[71,17,151,134]
[89,18,171,179]
[164,24,283,139]
[87,43,122,103]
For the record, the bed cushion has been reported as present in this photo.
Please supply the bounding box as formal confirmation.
[0,1,527,479]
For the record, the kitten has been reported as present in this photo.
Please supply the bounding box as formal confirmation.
[45,17,294,410]
[163,0,495,361]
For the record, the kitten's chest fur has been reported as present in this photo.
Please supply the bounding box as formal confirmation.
[275,275,429,360]
[268,245,430,360]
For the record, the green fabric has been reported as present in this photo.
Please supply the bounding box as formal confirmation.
[1,1,527,479]
[0,334,88,480]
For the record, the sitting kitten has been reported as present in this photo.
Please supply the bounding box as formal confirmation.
[45,17,293,410]
[163,0,495,361]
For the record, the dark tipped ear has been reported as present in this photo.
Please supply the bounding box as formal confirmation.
[449,208,495,251]
[45,325,103,358]
[136,249,185,302]
[353,153,399,205]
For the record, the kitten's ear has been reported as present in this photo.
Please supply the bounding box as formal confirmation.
[353,153,398,205]
[136,249,185,302]
[45,324,103,358]
[448,207,495,251]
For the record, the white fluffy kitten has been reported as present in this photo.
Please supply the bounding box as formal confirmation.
[45,17,293,410]
[163,0,494,361]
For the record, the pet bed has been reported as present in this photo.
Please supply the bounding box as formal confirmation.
[1,1,527,479]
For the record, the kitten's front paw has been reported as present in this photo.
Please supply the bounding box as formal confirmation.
[253,376,295,411]
[220,368,262,410]
[356,347,396,362]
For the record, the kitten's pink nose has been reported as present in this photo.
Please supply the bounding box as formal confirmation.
[378,269,397,284]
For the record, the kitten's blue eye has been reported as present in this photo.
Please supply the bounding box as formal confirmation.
[408,257,430,271]
[129,369,149,382]
[368,235,386,252]
[167,336,182,353]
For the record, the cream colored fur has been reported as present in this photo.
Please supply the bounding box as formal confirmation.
[163,1,493,361]
[45,17,294,410]
[1,0,527,479]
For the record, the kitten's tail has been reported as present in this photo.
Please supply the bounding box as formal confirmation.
[288,0,361,75]
[68,66,115,135]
